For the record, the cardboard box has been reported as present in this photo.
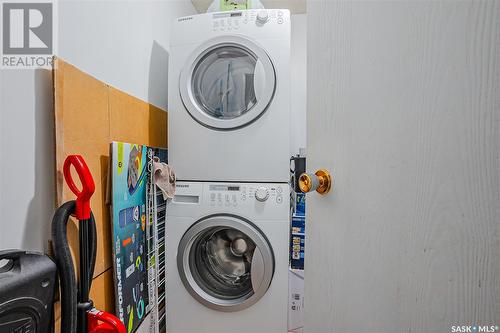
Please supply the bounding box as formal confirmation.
[288,268,304,333]
[53,58,168,278]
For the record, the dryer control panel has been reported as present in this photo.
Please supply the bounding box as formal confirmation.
[171,9,291,45]
[212,9,287,32]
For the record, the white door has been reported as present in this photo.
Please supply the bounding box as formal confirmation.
[305,1,500,332]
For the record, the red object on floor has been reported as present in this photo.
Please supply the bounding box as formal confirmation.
[87,308,126,333]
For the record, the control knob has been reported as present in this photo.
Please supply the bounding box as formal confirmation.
[256,10,269,25]
[255,187,269,202]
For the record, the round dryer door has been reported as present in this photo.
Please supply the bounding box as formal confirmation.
[177,214,275,312]
[179,36,276,130]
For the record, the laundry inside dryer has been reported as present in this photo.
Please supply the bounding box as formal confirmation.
[192,45,259,119]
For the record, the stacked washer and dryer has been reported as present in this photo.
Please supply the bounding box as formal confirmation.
[167,9,291,333]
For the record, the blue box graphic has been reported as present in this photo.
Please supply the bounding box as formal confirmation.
[290,215,305,270]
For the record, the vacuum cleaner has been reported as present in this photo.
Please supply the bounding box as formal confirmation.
[52,155,126,333]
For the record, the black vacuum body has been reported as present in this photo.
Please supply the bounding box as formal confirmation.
[0,250,57,333]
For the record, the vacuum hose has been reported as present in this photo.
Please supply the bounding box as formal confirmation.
[51,200,97,333]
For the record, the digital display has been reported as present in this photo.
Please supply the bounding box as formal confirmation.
[209,185,240,191]
[213,12,242,19]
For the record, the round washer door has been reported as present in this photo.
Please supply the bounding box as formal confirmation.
[177,214,275,312]
[179,36,276,130]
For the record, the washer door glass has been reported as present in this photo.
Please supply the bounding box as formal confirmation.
[192,227,255,298]
[180,36,276,130]
[177,215,274,312]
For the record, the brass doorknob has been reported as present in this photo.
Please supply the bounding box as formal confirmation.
[298,169,332,195]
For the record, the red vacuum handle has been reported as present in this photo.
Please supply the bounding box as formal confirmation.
[63,155,95,220]
[87,308,126,333]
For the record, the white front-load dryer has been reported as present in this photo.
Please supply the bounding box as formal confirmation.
[168,10,291,182]
[166,181,289,333]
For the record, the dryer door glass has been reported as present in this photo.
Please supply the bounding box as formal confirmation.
[177,216,275,312]
[180,37,276,130]
[192,46,258,120]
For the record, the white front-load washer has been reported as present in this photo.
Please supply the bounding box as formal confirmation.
[166,181,289,333]
[168,9,291,182]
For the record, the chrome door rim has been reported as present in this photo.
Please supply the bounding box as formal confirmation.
[179,35,276,131]
[177,214,275,312]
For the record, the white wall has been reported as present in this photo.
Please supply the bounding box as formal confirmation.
[58,0,196,110]
[0,0,196,251]
[0,69,54,252]
[290,13,307,156]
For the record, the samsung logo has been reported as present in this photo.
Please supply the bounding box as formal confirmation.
[178,16,193,22]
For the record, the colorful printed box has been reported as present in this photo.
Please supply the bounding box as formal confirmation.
[111,142,150,333]
[290,215,305,270]
[294,193,306,216]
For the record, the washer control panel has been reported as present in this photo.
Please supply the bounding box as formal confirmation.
[208,184,286,207]
[212,9,287,31]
